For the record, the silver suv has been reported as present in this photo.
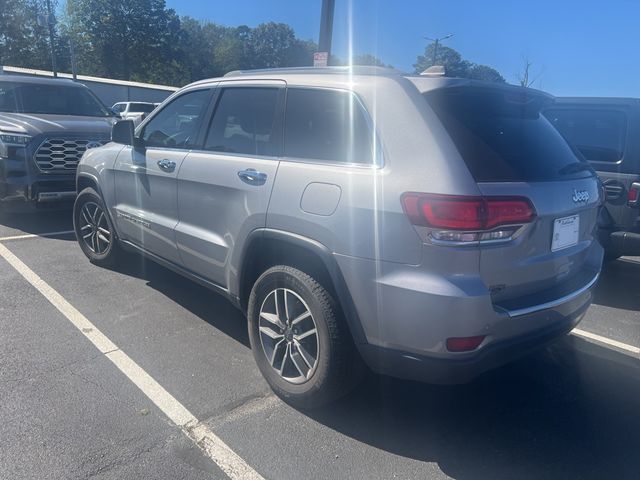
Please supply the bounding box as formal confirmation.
[73,67,603,407]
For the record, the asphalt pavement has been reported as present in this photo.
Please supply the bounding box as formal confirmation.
[1,208,639,480]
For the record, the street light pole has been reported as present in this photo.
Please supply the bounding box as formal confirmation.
[424,34,453,66]
[318,0,335,62]
[45,0,57,77]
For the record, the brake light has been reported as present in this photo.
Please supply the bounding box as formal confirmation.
[628,183,640,205]
[446,335,486,352]
[401,194,535,231]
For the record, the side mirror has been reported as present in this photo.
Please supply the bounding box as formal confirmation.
[111,120,135,146]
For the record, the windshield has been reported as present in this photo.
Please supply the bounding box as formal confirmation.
[425,88,593,182]
[0,82,112,117]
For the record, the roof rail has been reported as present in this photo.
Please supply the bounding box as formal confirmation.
[223,66,402,77]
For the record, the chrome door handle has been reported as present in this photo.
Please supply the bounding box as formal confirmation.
[238,168,267,186]
[157,159,176,171]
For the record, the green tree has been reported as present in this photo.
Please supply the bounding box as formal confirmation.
[64,0,184,84]
[242,22,314,69]
[413,43,504,82]
[467,64,505,83]
[0,0,59,70]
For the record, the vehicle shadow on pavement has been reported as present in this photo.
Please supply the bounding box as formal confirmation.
[0,208,75,238]
[99,248,640,479]
[310,336,640,479]
[109,253,251,348]
[593,258,640,311]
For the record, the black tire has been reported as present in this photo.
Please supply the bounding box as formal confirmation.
[248,265,361,409]
[73,187,120,267]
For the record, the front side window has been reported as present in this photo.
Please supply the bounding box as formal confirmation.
[284,88,373,164]
[204,87,281,156]
[544,108,627,163]
[142,89,211,149]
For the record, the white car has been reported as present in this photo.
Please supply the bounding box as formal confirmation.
[111,102,157,125]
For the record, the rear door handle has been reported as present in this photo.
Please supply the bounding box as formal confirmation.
[157,159,176,171]
[238,168,267,186]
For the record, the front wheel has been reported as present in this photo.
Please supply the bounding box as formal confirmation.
[73,187,120,267]
[248,266,362,409]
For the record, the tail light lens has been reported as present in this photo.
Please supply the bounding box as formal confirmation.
[628,183,640,206]
[446,335,486,352]
[402,193,536,244]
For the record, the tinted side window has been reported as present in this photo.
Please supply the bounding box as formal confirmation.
[142,89,210,149]
[204,87,281,156]
[130,103,155,113]
[544,108,627,163]
[284,88,373,164]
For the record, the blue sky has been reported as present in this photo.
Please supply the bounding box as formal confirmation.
[165,0,640,97]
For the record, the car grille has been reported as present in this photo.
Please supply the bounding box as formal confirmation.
[34,138,105,173]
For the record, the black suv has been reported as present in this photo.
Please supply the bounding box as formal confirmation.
[545,98,640,260]
[0,75,114,210]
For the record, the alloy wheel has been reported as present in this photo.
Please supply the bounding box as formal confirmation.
[258,288,319,384]
[79,201,111,255]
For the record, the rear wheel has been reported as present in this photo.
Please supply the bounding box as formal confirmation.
[248,266,361,408]
[73,187,120,267]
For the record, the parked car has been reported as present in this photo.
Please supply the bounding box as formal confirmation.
[0,75,114,210]
[111,101,157,125]
[74,67,603,407]
[544,98,640,260]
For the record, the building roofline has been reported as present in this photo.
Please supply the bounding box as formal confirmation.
[0,65,179,91]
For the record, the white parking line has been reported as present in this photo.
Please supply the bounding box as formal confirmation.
[0,230,75,242]
[0,242,265,480]
[572,328,640,355]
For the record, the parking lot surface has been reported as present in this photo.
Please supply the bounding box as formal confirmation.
[1,208,639,480]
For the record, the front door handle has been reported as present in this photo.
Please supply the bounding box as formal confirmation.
[238,168,267,186]
[157,159,176,171]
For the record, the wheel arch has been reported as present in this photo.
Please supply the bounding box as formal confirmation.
[76,173,101,196]
[237,229,367,345]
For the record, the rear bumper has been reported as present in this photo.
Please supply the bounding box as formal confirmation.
[608,230,640,256]
[335,252,600,385]
[359,298,589,384]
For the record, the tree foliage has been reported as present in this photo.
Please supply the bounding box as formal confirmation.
[0,0,63,70]
[414,43,505,82]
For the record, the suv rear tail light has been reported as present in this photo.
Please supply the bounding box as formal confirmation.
[401,193,535,244]
[628,183,640,206]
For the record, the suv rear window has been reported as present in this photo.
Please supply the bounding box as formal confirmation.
[424,88,592,182]
[544,108,627,163]
[284,88,373,164]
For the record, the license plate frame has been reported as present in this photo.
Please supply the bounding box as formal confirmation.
[551,214,580,252]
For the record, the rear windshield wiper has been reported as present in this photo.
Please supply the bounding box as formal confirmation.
[558,162,595,176]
